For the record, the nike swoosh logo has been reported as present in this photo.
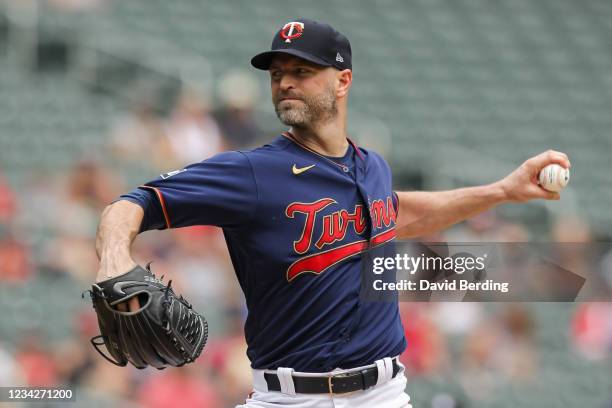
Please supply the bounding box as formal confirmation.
[113,281,144,295]
[292,164,316,175]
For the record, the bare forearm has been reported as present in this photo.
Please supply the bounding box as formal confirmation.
[393,150,572,239]
[95,200,143,281]
[395,182,507,239]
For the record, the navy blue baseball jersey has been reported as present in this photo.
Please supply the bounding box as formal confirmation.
[120,132,406,372]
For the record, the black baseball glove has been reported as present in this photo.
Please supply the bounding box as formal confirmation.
[85,264,208,369]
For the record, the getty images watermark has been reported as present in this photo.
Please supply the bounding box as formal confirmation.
[360,242,612,302]
[371,252,509,294]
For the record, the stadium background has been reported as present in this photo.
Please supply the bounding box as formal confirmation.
[0,0,611,406]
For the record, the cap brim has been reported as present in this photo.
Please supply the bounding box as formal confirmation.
[251,49,331,70]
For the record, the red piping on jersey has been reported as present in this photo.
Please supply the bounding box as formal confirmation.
[347,138,364,160]
[370,227,396,246]
[286,227,396,282]
[140,185,171,229]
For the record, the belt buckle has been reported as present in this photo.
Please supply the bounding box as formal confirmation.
[327,372,362,397]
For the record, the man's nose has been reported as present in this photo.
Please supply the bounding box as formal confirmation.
[279,74,296,91]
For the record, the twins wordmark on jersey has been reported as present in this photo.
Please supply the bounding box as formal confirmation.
[285,196,397,281]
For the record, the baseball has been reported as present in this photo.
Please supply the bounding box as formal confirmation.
[538,164,570,192]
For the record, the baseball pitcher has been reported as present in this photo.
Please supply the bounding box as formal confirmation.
[90,18,570,408]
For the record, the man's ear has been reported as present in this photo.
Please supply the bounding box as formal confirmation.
[336,69,352,98]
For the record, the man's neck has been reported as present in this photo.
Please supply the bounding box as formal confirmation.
[288,121,349,157]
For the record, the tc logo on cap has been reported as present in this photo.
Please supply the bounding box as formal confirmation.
[280,21,304,43]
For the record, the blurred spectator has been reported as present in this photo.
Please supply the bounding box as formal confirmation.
[14,334,59,387]
[430,392,467,408]
[434,303,483,336]
[64,160,120,211]
[445,213,530,243]
[571,303,612,361]
[496,222,529,242]
[460,304,537,400]
[550,216,594,286]
[12,171,60,245]
[54,311,99,386]
[162,89,225,167]
[0,173,16,222]
[445,210,503,242]
[40,233,98,282]
[0,342,25,386]
[137,365,222,408]
[109,98,167,167]
[75,307,135,400]
[0,226,32,283]
[206,303,251,405]
[399,303,449,376]
[215,69,262,149]
[34,161,120,282]
[82,358,136,397]
[551,215,592,243]
[445,215,528,243]
[496,305,537,379]
[167,227,238,312]
[51,161,109,236]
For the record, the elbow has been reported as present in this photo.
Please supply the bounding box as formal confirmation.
[395,228,421,240]
[395,217,437,240]
[100,202,114,218]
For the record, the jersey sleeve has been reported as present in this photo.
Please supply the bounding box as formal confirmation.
[122,151,257,230]
[117,188,166,232]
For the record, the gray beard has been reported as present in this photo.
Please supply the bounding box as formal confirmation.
[274,89,337,128]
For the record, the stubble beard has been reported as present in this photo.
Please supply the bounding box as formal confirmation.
[274,86,337,129]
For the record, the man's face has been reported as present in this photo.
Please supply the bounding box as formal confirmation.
[269,55,338,128]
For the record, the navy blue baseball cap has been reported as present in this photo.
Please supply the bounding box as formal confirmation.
[251,18,352,71]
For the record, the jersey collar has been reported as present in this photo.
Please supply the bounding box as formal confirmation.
[281,131,365,162]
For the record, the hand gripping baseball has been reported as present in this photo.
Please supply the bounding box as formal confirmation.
[85,264,208,369]
[499,150,571,202]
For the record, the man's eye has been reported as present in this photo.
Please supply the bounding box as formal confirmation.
[297,68,309,74]
[271,71,282,80]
